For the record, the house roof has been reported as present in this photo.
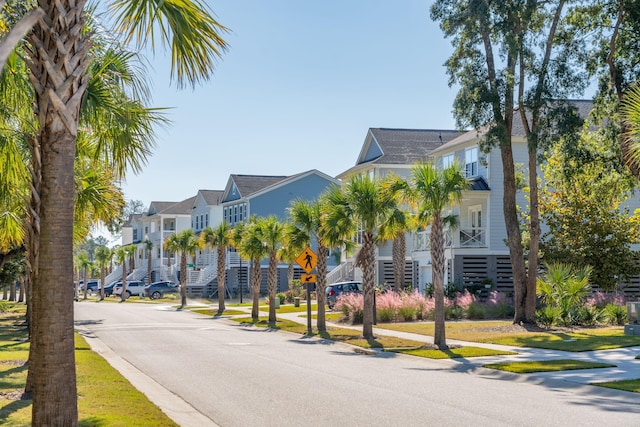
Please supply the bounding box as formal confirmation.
[123,213,143,227]
[431,99,595,156]
[361,128,464,165]
[198,190,224,206]
[147,197,197,216]
[227,174,288,199]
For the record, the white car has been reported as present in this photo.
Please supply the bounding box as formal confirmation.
[113,281,146,298]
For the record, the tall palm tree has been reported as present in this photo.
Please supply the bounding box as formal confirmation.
[94,246,112,301]
[114,245,129,302]
[288,198,332,331]
[322,176,397,340]
[143,239,153,285]
[257,216,284,325]
[165,230,199,308]
[404,161,469,348]
[199,222,232,313]
[77,253,92,300]
[233,218,268,321]
[621,84,640,175]
[7,1,229,422]
[278,223,306,295]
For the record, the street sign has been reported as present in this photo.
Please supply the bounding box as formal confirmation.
[295,247,317,274]
[300,274,316,283]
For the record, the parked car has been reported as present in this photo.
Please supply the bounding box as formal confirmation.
[326,281,363,309]
[103,281,118,297]
[144,281,180,299]
[79,280,100,293]
[113,281,146,298]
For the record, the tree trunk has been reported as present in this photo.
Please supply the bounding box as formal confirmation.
[18,278,24,303]
[9,281,16,301]
[147,252,152,285]
[526,148,540,321]
[180,253,187,308]
[99,265,105,301]
[287,262,294,288]
[316,244,329,332]
[361,232,376,340]
[251,258,261,321]
[268,251,277,324]
[392,234,406,291]
[431,214,448,349]
[217,245,226,313]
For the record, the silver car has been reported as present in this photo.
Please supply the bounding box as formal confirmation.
[326,281,363,309]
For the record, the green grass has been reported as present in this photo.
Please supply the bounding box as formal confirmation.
[0,303,178,426]
[375,321,640,351]
[594,378,640,393]
[190,308,247,316]
[483,359,616,373]
[388,346,516,359]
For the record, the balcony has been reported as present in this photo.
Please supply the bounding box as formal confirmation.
[413,227,486,251]
[459,228,486,247]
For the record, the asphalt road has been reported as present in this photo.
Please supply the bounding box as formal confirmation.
[74,302,640,427]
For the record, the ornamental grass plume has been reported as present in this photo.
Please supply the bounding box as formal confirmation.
[376,291,401,322]
[335,293,364,324]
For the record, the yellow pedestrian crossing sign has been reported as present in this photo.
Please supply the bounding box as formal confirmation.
[296,247,317,274]
[301,274,316,283]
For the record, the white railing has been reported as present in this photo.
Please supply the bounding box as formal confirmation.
[459,228,486,247]
[126,267,147,281]
[187,264,218,285]
[326,262,354,284]
[104,265,123,285]
[196,252,217,269]
[413,229,453,251]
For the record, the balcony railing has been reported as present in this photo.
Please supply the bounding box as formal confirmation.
[413,229,453,251]
[413,227,486,250]
[460,228,486,247]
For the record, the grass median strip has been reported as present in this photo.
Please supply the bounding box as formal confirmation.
[483,359,615,373]
[594,378,640,393]
[388,346,516,359]
[375,321,640,351]
[0,303,178,426]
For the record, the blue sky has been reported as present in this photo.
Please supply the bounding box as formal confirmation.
[122,0,458,208]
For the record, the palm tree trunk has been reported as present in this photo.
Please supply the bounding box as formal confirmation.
[251,258,261,321]
[120,261,127,302]
[393,234,406,291]
[268,251,277,324]
[147,252,152,286]
[431,214,447,349]
[217,246,226,313]
[99,265,105,301]
[180,253,187,308]
[316,244,329,332]
[362,232,376,340]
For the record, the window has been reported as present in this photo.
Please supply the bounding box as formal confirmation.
[465,147,479,177]
[205,214,209,227]
[442,154,454,169]
[469,206,482,229]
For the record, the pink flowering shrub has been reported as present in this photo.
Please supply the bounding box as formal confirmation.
[376,291,401,322]
[586,291,627,309]
[399,291,432,321]
[485,291,514,319]
[335,292,364,324]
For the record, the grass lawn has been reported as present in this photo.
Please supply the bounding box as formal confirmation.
[594,378,640,393]
[191,308,247,316]
[483,359,616,373]
[226,316,513,358]
[388,346,516,359]
[375,321,640,351]
[0,303,177,426]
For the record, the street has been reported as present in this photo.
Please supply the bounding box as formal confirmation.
[74,302,640,426]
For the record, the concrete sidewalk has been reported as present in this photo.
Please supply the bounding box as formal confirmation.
[218,301,640,386]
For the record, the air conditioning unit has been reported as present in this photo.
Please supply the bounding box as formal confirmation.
[627,302,640,324]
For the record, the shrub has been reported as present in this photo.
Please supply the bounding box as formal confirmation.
[335,293,364,324]
[537,262,592,326]
[586,291,627,309]
[276,292,286,305]
[603,303,627,326]
[376,292,400,322]
[574,305,604,326]
[485,291,514,319]
[466,301,486,319]
[536,305,562,328]
[288,280,305,299]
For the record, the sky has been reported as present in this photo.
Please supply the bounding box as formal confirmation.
[121,0,458,209]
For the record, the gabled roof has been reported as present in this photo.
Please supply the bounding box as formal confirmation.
[223,174,288,201]
[431,99,595,156]
[358,128,465,165]
[197,189,224,206]
[123,213,143,227]
[147,197,197,217]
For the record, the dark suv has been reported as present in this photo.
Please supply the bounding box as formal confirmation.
[326,281,363,309]
[144,281,180,299]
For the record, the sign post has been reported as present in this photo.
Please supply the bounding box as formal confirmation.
[296,247,317,335]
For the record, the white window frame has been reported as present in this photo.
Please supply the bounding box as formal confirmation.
[465,147,479,177]
[442,154,454,169]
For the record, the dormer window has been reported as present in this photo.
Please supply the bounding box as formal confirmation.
[465,147,479,177]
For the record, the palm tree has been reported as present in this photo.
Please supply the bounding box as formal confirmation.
[8,2,229,421]
[322,176,397,340]
[288,198,332,331]
[165,230,200,308]
[77,253,92,300]
[199,222,232,313]
[621,84,640,176]
[404,161,469,348]
[233,218,269,321]
[278,223,306,295]
[143,239,153,286]
[94,246,112,300]
[114,246,129,302]
[257,216,285,325]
